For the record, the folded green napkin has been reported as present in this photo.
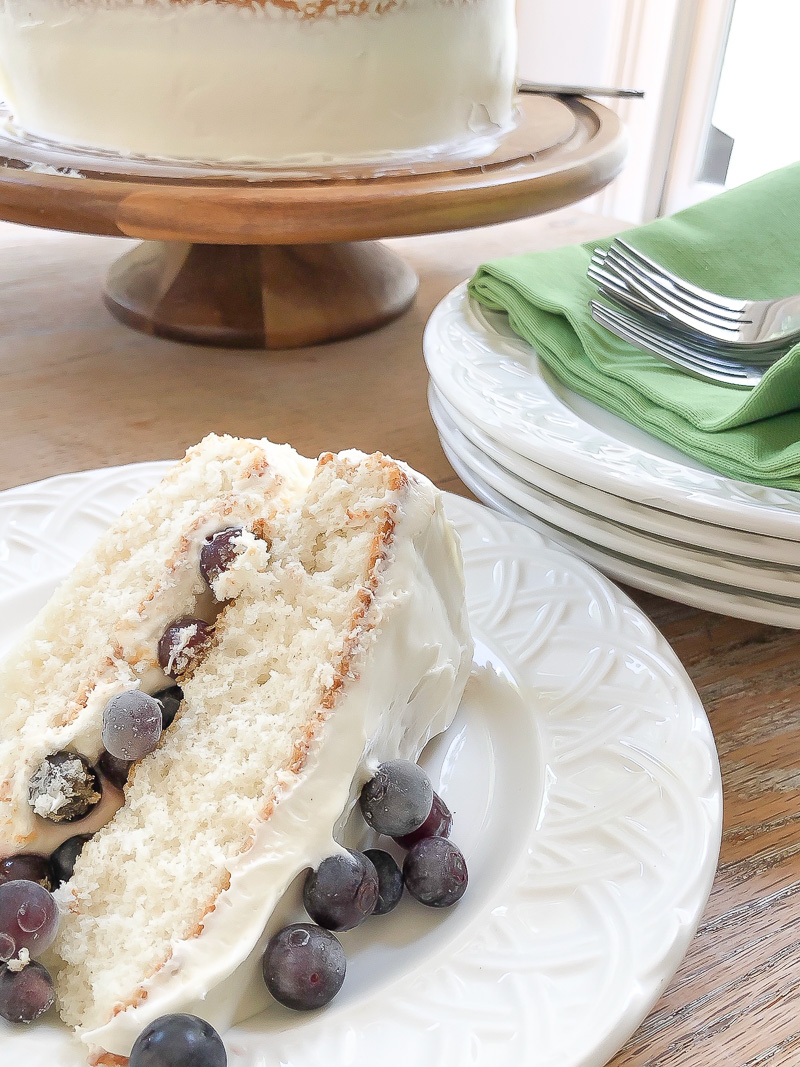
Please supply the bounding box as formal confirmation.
[468,163,800,490]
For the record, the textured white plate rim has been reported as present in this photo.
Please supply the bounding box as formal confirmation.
[423,281,800,540]
[442,440,800,629]
[0,462,722,1067]
[429,383,800,568]
[431,391,800,599]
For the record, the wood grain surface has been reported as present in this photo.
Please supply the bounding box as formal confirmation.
[103,240,420,348]
[1,211,795,1066]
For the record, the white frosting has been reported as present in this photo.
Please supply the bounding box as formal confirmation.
[0,0,517,165]
[79,477,473,1057]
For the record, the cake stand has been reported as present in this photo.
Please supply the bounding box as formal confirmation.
[0,95,625,348]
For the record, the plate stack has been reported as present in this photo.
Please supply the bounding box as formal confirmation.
[424,283,800,628]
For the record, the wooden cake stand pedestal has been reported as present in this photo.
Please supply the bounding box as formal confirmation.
[0,96,625,348]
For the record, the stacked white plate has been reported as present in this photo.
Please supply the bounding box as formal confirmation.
[424,282,800,628]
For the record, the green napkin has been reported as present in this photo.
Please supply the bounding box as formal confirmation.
[468,163,800,490]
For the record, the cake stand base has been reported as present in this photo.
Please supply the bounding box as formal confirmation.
[0,96,626,349]
[103,240,419,349]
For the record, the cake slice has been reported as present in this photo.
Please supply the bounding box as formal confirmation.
[0,434,313,860]
[0,438,472,1061]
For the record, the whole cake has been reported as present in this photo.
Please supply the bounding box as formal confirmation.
[0,0,517,164]
[0,435,473,1060]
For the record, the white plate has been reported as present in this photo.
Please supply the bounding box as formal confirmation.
[424,282,800,540]
[431,391,800,599]
[442,442,800,630]
[430,384,800,568]
[0,464,721,1067]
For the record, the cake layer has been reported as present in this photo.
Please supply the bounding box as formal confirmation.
[49,449,472,1058]
[0,0,517,164]
[0,435,313,857]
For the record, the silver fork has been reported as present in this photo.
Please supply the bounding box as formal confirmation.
[589,299,765,388]
[588,252,785,364]
[601,238,800,348]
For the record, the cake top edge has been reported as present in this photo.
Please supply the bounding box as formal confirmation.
[11,0,481,19]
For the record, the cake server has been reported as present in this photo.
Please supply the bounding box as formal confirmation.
[518,80,644,99]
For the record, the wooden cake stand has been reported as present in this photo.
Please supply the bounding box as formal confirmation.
[0,96,625,348]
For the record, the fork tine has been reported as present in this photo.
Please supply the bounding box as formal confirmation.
[587,265,668,318]
[606,318,767,385]
[614,238,747,314]
[596,244,740,323]
[604,249,749,341]
[591,252,671,315]
[596,247,737,325]
[605,246,746,327]
[590,309,755,388]
[591,301,758,374]
[590,257,788,362]
[589,302,761,388]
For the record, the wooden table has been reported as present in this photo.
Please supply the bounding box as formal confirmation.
[2,212,798,1066]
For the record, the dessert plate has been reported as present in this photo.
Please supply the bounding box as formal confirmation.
[443,441,800,629]
[432,393,800,599]
[0,463,722,1067]
[430,384,800,568]
[424,282,800,539]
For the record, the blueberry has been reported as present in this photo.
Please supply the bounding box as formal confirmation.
[102,691,163,761]
[303,850,378,931]
[27,752,100,823]
[395,792,453,849]
[157,617,212,679]
[97,750,132,790]
[155,685,184,730]
[50,834,92,887]
[403,837,468,908]
[129,1013,226,1067]
[359,760,433,837]
[0,855,53,891]
[0,880,59,962]
[363,849,403,915]
[0,960,54,1023]
[262,923,345,1011]
[199,528,243,593]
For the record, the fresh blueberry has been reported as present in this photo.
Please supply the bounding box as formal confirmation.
[0,855,53,891]
[102,691,163,761]
[155,685,184,730]
[363,849,403,915]
[359,760,433,837]
[129,1013,226,1067]
[199,528,243,593]
[403,837,468,908]
[395,792,453,849]
[303,850,378,931]
[262,923,345,1011]
[50,835,92,887]
[157,617,212,679]
[0,960,55,1023]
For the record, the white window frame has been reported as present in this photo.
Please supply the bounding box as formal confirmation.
[515,0,735,223]
[657,0,736,216]
[595,0,735,222]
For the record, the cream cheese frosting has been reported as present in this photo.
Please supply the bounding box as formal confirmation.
[0,0,517,165]
[78,470,473,1058]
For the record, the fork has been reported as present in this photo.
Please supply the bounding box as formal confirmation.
[589,300,765,388]
[595,239,800,348]
[588,253,784,365]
